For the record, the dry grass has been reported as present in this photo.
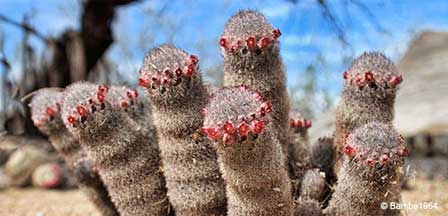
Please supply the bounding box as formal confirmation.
[401,179,448,216]
[0,179,446,215]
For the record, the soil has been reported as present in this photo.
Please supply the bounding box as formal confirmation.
[0,179,446,216]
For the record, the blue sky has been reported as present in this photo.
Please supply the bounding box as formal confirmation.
[1,0,448,97]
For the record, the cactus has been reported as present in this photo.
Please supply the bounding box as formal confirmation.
[310,136,336,197]
[334,52,402,160]
[202,86,293,216]
[29,88,119,216]
[300,169,327,202]
[61,82,169,216]
[139,44,227,215]
[221,10,290,157]
[294,197,323,216]
[287,111,312,197]
[325,122,408,216]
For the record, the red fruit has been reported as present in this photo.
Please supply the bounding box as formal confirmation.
[161,76,170,86]
[399,147,409,157]
[343,144,356,157]
[259,37,270,48]
[126,91,133,98]
[186,64,195,76]
[246,36,256,49]
[381,154,389,164]
[365,71,374,82]
[46,107,56,117]
[261,101,272,113]
[238,123,251,138]
[272,28,282,38]
[304,119,312,128]
[97,92,105,103]
[253,91,263,100]
[175,68,183,77]
[190,55,199,65]
[223,121,235,135]
[98,84,109,93]
[343,71,349,80]
[202,127,222,140]
[289,119,295,127]
[223,133,233,145]
[76,105,88,116]
[252,120,265,134]
[138,77,150,88]
[389,75,402,87]
[219,37,227,48]
[120,100,129,108]
[67,115,77,124]
[365,158,376,166]
[295,120,303,128]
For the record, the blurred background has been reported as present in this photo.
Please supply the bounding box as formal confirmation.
[0,0,447,215]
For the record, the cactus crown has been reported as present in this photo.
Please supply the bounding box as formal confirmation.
[139,44,202,105]
[202,85,272,145]
[343,52,402,91]
[61,82,111,132]
[288,111,312,132]
[343,121,407,168]
[29,88,64,133]
[220,10,281,57]
[109,86,142,111]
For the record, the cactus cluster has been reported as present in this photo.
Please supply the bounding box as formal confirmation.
[29,88,119,216]
[24,9,409,216]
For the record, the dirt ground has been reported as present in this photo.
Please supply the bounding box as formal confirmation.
[0,179,446,216]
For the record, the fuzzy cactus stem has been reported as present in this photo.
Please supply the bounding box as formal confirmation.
[325,122,407,216]
[203,86,293,216]
[335,52,402,160]
[140,44,227,215]
[29,88,119,216]
[221,10,290,158]
[61,82,169,216]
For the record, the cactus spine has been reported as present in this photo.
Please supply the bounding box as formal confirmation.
[139,44,227,215]
[325,122,408,216]
[202,86,293,216]
[220,10,290,158]
[61,82,169,216]
[29,88,119,216]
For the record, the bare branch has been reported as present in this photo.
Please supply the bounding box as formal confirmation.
[350,0,387,34]
[316,0,350,46]
[0,14,49,44]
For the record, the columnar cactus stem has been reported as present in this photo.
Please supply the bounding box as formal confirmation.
[325,122,408,216]
[300,169,327,202]
[334,52,402,160]
[29,88,119,216]
[221,10,290,157]
[202,86,293,216]
[287,111,312,197]
[139,44,227,215]
[61,82,169,216]
[310,136,336,190]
